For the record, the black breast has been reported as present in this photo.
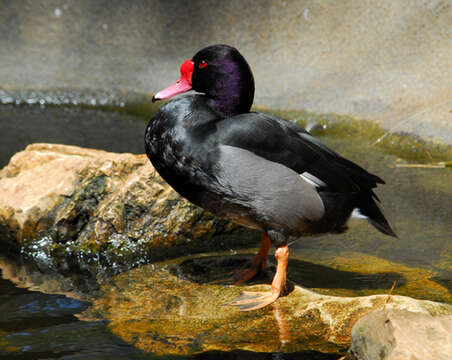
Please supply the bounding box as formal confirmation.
[145,95,223,205]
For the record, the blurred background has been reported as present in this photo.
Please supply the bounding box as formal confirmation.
[1,0,451,143]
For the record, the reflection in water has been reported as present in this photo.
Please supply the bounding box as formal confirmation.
[0,256,147,359]
[86,255,451,357]
[0,256,80,299]
[2,248,451,358]
[272,302,291,346]
[0,255,343,359]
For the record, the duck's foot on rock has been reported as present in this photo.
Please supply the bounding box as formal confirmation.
[229,245,289,311]
[228,289,280,311]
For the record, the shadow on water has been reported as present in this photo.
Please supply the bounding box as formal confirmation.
[430,276,452,295]
[174,255,406,291]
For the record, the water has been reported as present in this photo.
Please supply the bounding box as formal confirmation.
[1,103,451,358]
[0,104,147,168]
[0,260,338,360]
[0,256,150,359]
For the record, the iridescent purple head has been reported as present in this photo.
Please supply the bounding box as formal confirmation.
[153,44,255,116]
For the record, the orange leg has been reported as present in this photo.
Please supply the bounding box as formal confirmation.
[229,244,289,311]
[235,232,271,284]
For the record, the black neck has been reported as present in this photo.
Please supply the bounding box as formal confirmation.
[198,60,255,116]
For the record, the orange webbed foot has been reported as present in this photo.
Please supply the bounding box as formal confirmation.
[229,244,289,311]
[228,288,281,311]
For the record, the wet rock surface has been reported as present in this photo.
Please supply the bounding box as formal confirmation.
[80,255,452,356]
[2,247,451,358]
[348,309,452,360]
[0,143,255,288]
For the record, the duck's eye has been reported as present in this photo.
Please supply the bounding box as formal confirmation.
[199,60,208,69]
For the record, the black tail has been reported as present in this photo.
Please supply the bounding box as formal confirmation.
[358,194,397,238]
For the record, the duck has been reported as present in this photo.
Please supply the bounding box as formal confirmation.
[145,44,396,311]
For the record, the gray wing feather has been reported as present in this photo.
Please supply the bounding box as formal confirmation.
[216,145,325,233]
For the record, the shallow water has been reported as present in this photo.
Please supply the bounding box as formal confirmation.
[0,104,147,168]
[1,103,451,358]
[0,256,149,359]
[0,256,338,359]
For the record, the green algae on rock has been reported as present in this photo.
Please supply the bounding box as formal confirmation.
[286,251,452,305]
[255,106,452,164]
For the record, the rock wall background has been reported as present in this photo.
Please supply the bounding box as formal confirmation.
[0,0,451,143]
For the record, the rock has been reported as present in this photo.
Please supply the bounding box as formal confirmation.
[0,143,256,285]
[348,309,452,360]
[79,255,452,356]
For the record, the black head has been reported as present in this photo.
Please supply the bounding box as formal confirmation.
[153,44,255,116]
[191,45,255,115]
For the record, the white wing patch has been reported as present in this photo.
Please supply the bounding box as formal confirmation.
[351,208,368,219]
[299,172,326,188]
[347,208,369,229]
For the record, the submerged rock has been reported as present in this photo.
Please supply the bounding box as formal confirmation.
[348,309,452,360]
[80,255,452,356]
[0,143,255,284]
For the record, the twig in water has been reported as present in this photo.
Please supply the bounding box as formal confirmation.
[395,162,452,169]
[385,280,397,305]
[373,98,452,146]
